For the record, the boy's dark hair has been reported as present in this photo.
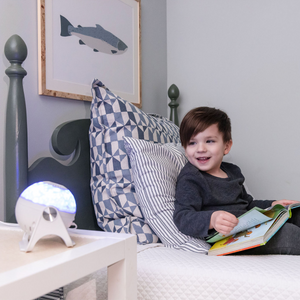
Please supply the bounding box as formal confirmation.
[180,107,232,148]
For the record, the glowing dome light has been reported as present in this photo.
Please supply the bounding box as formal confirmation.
[20,181,76,214]
[15,181,77,252]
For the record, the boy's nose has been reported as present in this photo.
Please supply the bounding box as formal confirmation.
[197,143,206,152]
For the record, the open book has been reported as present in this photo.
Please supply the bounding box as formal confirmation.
[206,202,300,256]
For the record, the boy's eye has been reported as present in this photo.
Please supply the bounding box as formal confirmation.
[188,141,196,146]
[206,140,215,144]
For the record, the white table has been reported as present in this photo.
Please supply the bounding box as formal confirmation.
[0,224,137,300]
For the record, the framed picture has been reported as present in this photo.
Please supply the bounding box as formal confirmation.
[38,0,141,107]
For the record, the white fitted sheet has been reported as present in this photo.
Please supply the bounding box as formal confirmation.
[65,244,300,300]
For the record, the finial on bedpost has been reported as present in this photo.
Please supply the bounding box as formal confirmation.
[4,34,28,223]
[168,84,180,126]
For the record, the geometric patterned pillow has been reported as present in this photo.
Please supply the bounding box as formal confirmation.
[124,137,211,253]
[89,79,180,244]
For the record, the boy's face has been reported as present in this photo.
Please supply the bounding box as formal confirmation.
[185,124,232,178]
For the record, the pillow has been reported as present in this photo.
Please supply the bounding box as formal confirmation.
[89,80,180,244]
[124,137,211,253]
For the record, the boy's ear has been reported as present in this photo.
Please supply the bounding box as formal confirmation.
[224,140,233,155]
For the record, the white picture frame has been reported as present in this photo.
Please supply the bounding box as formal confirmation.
[38,0,141,106]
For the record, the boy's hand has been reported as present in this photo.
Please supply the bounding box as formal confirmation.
[210,211,239,235]
[272,199,299,206]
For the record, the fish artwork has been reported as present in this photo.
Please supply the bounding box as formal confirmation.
[60,15,128,55]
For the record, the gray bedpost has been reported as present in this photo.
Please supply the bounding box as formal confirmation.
[4,34,28,223]
[168,84,180,126]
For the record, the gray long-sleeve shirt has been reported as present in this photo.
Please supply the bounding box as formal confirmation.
[173,162,274,238]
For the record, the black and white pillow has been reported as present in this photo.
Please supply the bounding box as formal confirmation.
[89,80,180,244]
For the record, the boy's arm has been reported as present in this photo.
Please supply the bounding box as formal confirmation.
[173,200,214,238]
[271,199,299,206]
[210,211,239,235]
[174,173,217,238]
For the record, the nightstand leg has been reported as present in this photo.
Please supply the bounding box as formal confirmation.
[107,235,137,300]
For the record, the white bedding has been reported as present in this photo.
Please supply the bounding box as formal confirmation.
[65,244,300,300]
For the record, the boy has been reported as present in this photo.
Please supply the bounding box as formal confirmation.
[173,107,300,255]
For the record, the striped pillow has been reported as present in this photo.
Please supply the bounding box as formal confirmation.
[124,137,211,253]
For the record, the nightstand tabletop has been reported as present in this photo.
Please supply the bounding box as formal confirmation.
[0,224,137,300]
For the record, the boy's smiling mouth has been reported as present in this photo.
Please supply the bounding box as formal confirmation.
[197,157,211,162]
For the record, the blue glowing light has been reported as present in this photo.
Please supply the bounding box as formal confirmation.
[20,182,76,214]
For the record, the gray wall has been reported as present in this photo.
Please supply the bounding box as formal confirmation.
[0,0,167,221]
[167,0,300,200]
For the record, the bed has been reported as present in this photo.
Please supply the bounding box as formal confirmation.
[4,34,300,300]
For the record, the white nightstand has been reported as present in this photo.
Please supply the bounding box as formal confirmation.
[0,224,137,300]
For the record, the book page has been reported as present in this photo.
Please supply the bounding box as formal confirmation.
[209,220,274,253]
[207,209,272,243]
[230,209,272,235]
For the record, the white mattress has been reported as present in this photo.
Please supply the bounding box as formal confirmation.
[65,244,300,300]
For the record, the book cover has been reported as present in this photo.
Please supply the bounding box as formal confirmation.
[207,203,300,256]
[206,203,300,244]
[208,220,274,256]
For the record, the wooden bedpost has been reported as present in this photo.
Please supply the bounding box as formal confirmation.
[4,34,28,223]
[168,84,180,126]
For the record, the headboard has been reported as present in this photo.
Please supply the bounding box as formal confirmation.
[4,35,180,231]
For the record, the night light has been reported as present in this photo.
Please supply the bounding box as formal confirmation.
[15,181,77,252]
